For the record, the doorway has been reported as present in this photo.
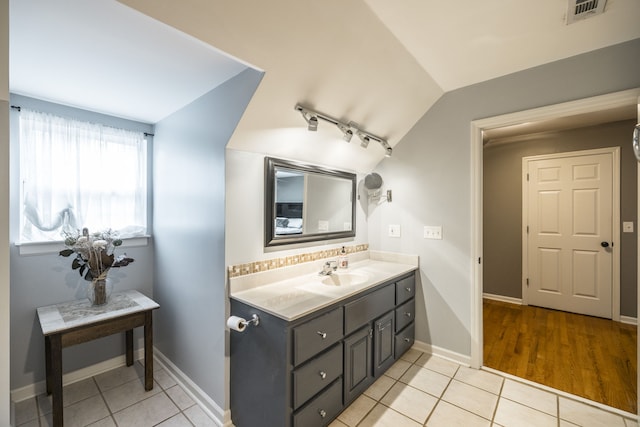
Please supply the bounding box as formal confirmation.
[470,88,640,415]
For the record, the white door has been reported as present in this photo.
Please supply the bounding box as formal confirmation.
[525,149,616,318]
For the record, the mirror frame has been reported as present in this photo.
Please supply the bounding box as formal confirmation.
[265,157,357,247]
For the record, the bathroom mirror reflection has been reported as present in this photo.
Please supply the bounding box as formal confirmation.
[265,157,356,247]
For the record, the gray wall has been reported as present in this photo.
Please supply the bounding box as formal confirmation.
[152,68,262,410]
[9,97,155,390]
[276,175,303,203]
[0,0,9,419]
[371,38,640,357]
[484,120,637,317]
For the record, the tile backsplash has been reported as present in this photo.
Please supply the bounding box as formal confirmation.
[227,244,369,278]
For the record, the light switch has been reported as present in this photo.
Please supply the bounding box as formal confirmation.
[623,221,634,233]
[424,225,442,240]
[388,224,401,237]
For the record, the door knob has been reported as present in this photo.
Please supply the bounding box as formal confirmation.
[601,241,609,248]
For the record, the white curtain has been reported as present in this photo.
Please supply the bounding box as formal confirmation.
[19,109,148,242]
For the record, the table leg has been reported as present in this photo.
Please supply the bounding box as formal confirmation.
[144,311,153,391]
[126,329,134,366]
[50,334,63,427]
[44,336,52,395]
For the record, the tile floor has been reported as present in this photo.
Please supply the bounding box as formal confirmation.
[12,349,640,427]
[13,361,216,427]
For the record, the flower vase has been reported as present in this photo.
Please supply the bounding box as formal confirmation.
[88,276,112,306]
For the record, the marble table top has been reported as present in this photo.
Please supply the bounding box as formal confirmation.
[37,290,159,335]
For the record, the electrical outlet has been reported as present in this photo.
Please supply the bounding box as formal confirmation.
[318,220,329,232]
[388,224,401,237]
[424,225,442,240]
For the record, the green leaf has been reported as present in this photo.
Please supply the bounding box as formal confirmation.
[72,258,81,270]
[59,249,74,257]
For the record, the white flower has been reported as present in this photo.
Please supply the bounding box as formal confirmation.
[77,236,88,244]
[92,239,108,249]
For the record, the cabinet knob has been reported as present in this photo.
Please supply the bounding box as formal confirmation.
[319,409,327,418]
[404,337,411,342]
[316,331,327,339]
[405,312,412,317]
[405,287,412,292]
[319,371,327,379]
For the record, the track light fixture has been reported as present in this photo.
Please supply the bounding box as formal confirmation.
[337,123,353,142]
[357,131,370,148]
[295,104,391,156]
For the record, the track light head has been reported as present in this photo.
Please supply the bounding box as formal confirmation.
[357,131,370,148]
[337,123,353,142]
[307,115,318,131]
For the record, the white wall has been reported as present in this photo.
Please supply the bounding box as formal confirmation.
[0,0,10,423]
[225,149,369,266]
[371,39,640,358]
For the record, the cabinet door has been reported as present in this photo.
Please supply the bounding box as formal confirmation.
[343,325,373,404]
[373,311,395,377]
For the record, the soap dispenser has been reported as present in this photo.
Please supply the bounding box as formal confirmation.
[338,246,349,269]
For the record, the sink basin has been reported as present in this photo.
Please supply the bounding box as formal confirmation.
[321,272,369,287]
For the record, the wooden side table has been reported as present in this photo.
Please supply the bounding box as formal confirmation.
[37,290,159,427]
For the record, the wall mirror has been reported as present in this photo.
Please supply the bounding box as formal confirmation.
[265,157,356,247]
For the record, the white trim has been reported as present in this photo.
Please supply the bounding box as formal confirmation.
[10,348,144,402]
[16,236,150,256]
[412,339,471,367]
[482,293,522,305]
[470,88,640,407]
[621,315,637,325]
[154,350,230,427]
[521,147,621,321]
[482,366,638,420]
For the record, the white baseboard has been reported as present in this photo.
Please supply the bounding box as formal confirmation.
[620,315,637,325]
[10,348,145,403]
[412,339,471,367]
[483,293,523,305]
[153,350,230,427]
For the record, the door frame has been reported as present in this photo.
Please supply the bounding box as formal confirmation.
[521,147,620,319]
[470,88,640,375]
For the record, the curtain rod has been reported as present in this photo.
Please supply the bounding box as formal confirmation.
[10,104,154,137]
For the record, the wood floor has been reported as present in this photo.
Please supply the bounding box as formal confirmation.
[483,298,637,414]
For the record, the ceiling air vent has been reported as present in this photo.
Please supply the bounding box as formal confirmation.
[566,0,607,24]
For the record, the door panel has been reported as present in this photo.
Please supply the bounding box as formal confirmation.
[526,151,613,318]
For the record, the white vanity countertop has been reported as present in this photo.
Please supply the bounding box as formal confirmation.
[230,252,418,321]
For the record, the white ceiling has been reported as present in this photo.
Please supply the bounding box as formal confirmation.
[9,0,640,171]
[9,0,248,123]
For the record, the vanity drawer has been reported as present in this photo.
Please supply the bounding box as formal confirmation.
[395,275,415,305]
[293,343,343,410]
[395,322,415,359]
[395,298,415,332]
[344,284,394,335]
[293,307,343,366]
[293,378,343,427]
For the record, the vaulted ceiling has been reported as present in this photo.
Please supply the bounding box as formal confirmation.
[10,0,640,172]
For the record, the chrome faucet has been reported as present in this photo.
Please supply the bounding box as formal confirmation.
[319,260,337,276]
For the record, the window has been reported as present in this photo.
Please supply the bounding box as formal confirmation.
[19,108,148,243]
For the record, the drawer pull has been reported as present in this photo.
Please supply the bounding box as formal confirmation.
[319,371,327,379]
[317,331,327,339]
[405,312,412,317]
[405,287,412,292]
[404,337,411,342]
[319,409,327,418]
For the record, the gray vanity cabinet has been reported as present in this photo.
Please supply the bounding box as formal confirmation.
[230,271,416,427]
[343,325,373,404]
